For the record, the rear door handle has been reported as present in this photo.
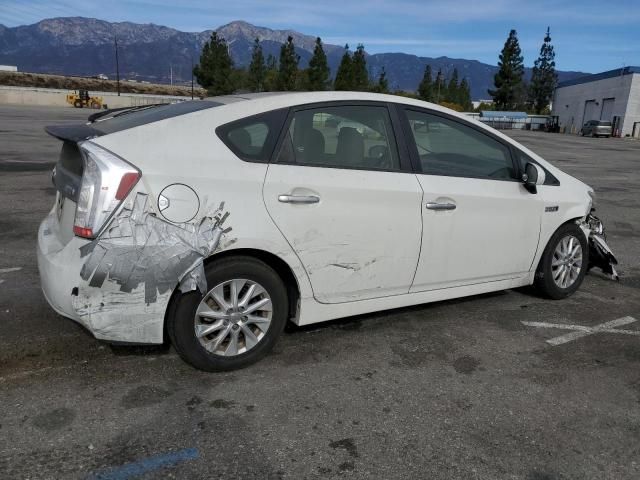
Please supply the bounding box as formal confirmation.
[278,194,320,204]
[426,202,456,211]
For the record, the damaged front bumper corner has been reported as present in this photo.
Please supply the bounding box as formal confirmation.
[580,213,619,280]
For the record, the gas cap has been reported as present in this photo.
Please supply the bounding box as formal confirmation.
[157,184,200,223]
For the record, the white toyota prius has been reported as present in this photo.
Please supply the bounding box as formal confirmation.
[38,91,618,371]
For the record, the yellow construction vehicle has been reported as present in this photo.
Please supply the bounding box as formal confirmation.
[66,89,106,109]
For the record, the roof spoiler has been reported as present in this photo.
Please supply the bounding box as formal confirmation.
[44,124,103,143]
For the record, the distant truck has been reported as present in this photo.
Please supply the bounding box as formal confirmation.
[66,89,106,109]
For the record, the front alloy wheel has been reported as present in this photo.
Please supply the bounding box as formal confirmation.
[535,223,588,299]
[551,235,583,289]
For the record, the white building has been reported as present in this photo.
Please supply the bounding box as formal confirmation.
[0,65,18,72]
[552,66,640,138]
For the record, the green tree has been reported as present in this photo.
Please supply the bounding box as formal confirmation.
[434,68,445,103]
[263,54,278,91]
[372,67,389,93]
[459,77,473,110]
[306,37,330,90]
[489,29,525,110]
[445,68,460,104]
[417,64,433,102]
[528,27,557,114]
[334,44,353,90]
[277,35,299,91]
[193,31,234,95]
[351,44,369,91]
[247,37,265,92]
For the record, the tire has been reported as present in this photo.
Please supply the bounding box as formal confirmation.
[73,99,83,108]
[534,223,589,299]
[168,256,288,371]
[90,101,100,109]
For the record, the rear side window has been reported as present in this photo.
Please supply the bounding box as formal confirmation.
[405,109,516,180]
[217,108,288,162]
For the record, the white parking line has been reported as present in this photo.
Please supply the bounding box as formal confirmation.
[0,267,22,274]
[522,316,639,346]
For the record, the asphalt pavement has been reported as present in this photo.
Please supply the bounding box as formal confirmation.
[1,104,639,479]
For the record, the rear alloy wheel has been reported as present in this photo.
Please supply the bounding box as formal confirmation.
[169,256,288,371]
[194,279,273,356]
[534,223,588,299]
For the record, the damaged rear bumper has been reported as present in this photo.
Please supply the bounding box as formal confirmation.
[37,212,85,324]
[37,210,168,344]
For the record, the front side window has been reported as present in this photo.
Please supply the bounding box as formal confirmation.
[276,105,400,170]
[405,110,516,180]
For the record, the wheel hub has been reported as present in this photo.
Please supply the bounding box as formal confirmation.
[194,278,273,356]
[551,235,583,289]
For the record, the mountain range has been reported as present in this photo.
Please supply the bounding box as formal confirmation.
[0,17,587,100]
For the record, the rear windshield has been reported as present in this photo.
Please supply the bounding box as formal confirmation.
[91,100,222,134]
[597,121,612,126]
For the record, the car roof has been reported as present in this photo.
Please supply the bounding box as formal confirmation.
[205,90,455,114]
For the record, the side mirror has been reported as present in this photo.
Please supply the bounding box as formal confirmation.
[522,162,546,194]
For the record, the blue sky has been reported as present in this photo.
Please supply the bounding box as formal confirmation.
[1,0,638,72]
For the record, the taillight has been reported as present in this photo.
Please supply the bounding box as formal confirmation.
[74,142,141,239]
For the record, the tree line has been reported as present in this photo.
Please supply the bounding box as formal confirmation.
[489,27,557,114]
[193,27,559,114]
[193,34,471,111]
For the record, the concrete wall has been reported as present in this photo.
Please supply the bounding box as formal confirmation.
[624,75,640,138]
[552,74,638,136]
[0,85,191,109]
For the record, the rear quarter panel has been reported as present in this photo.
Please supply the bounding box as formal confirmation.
[91,105,314,320]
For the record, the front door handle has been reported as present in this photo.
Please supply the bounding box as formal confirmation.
[278,194,320,204]
[426,202,456,211]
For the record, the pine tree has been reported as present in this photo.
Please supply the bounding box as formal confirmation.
[528,27,557,114]
[446,68,459,104]
[372,67,389,93]
[417,64,433,102]
[306,37,330,91]
[489,29,525,110]
[334,44,353,91]
[351,44,369,91]
[263,54,278,91]
[247,37,265,92]
[277,35,299,91]
[193,31,234,96]
[434,68,445,103]
[459,77,472,110]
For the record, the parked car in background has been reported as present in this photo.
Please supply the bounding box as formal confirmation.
[580,120,612,137]
[38,92,617,372]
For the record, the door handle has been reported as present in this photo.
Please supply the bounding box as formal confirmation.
[426,202,456,211]
[278,194,320,204]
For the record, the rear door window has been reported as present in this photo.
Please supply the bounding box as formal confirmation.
[275,105,400,171]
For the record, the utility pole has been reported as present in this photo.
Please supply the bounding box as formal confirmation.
[170,64,173,86]
[114,36,121,96]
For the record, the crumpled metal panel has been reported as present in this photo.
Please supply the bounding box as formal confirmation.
[79,192,231,303]
[579,213,619,280]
